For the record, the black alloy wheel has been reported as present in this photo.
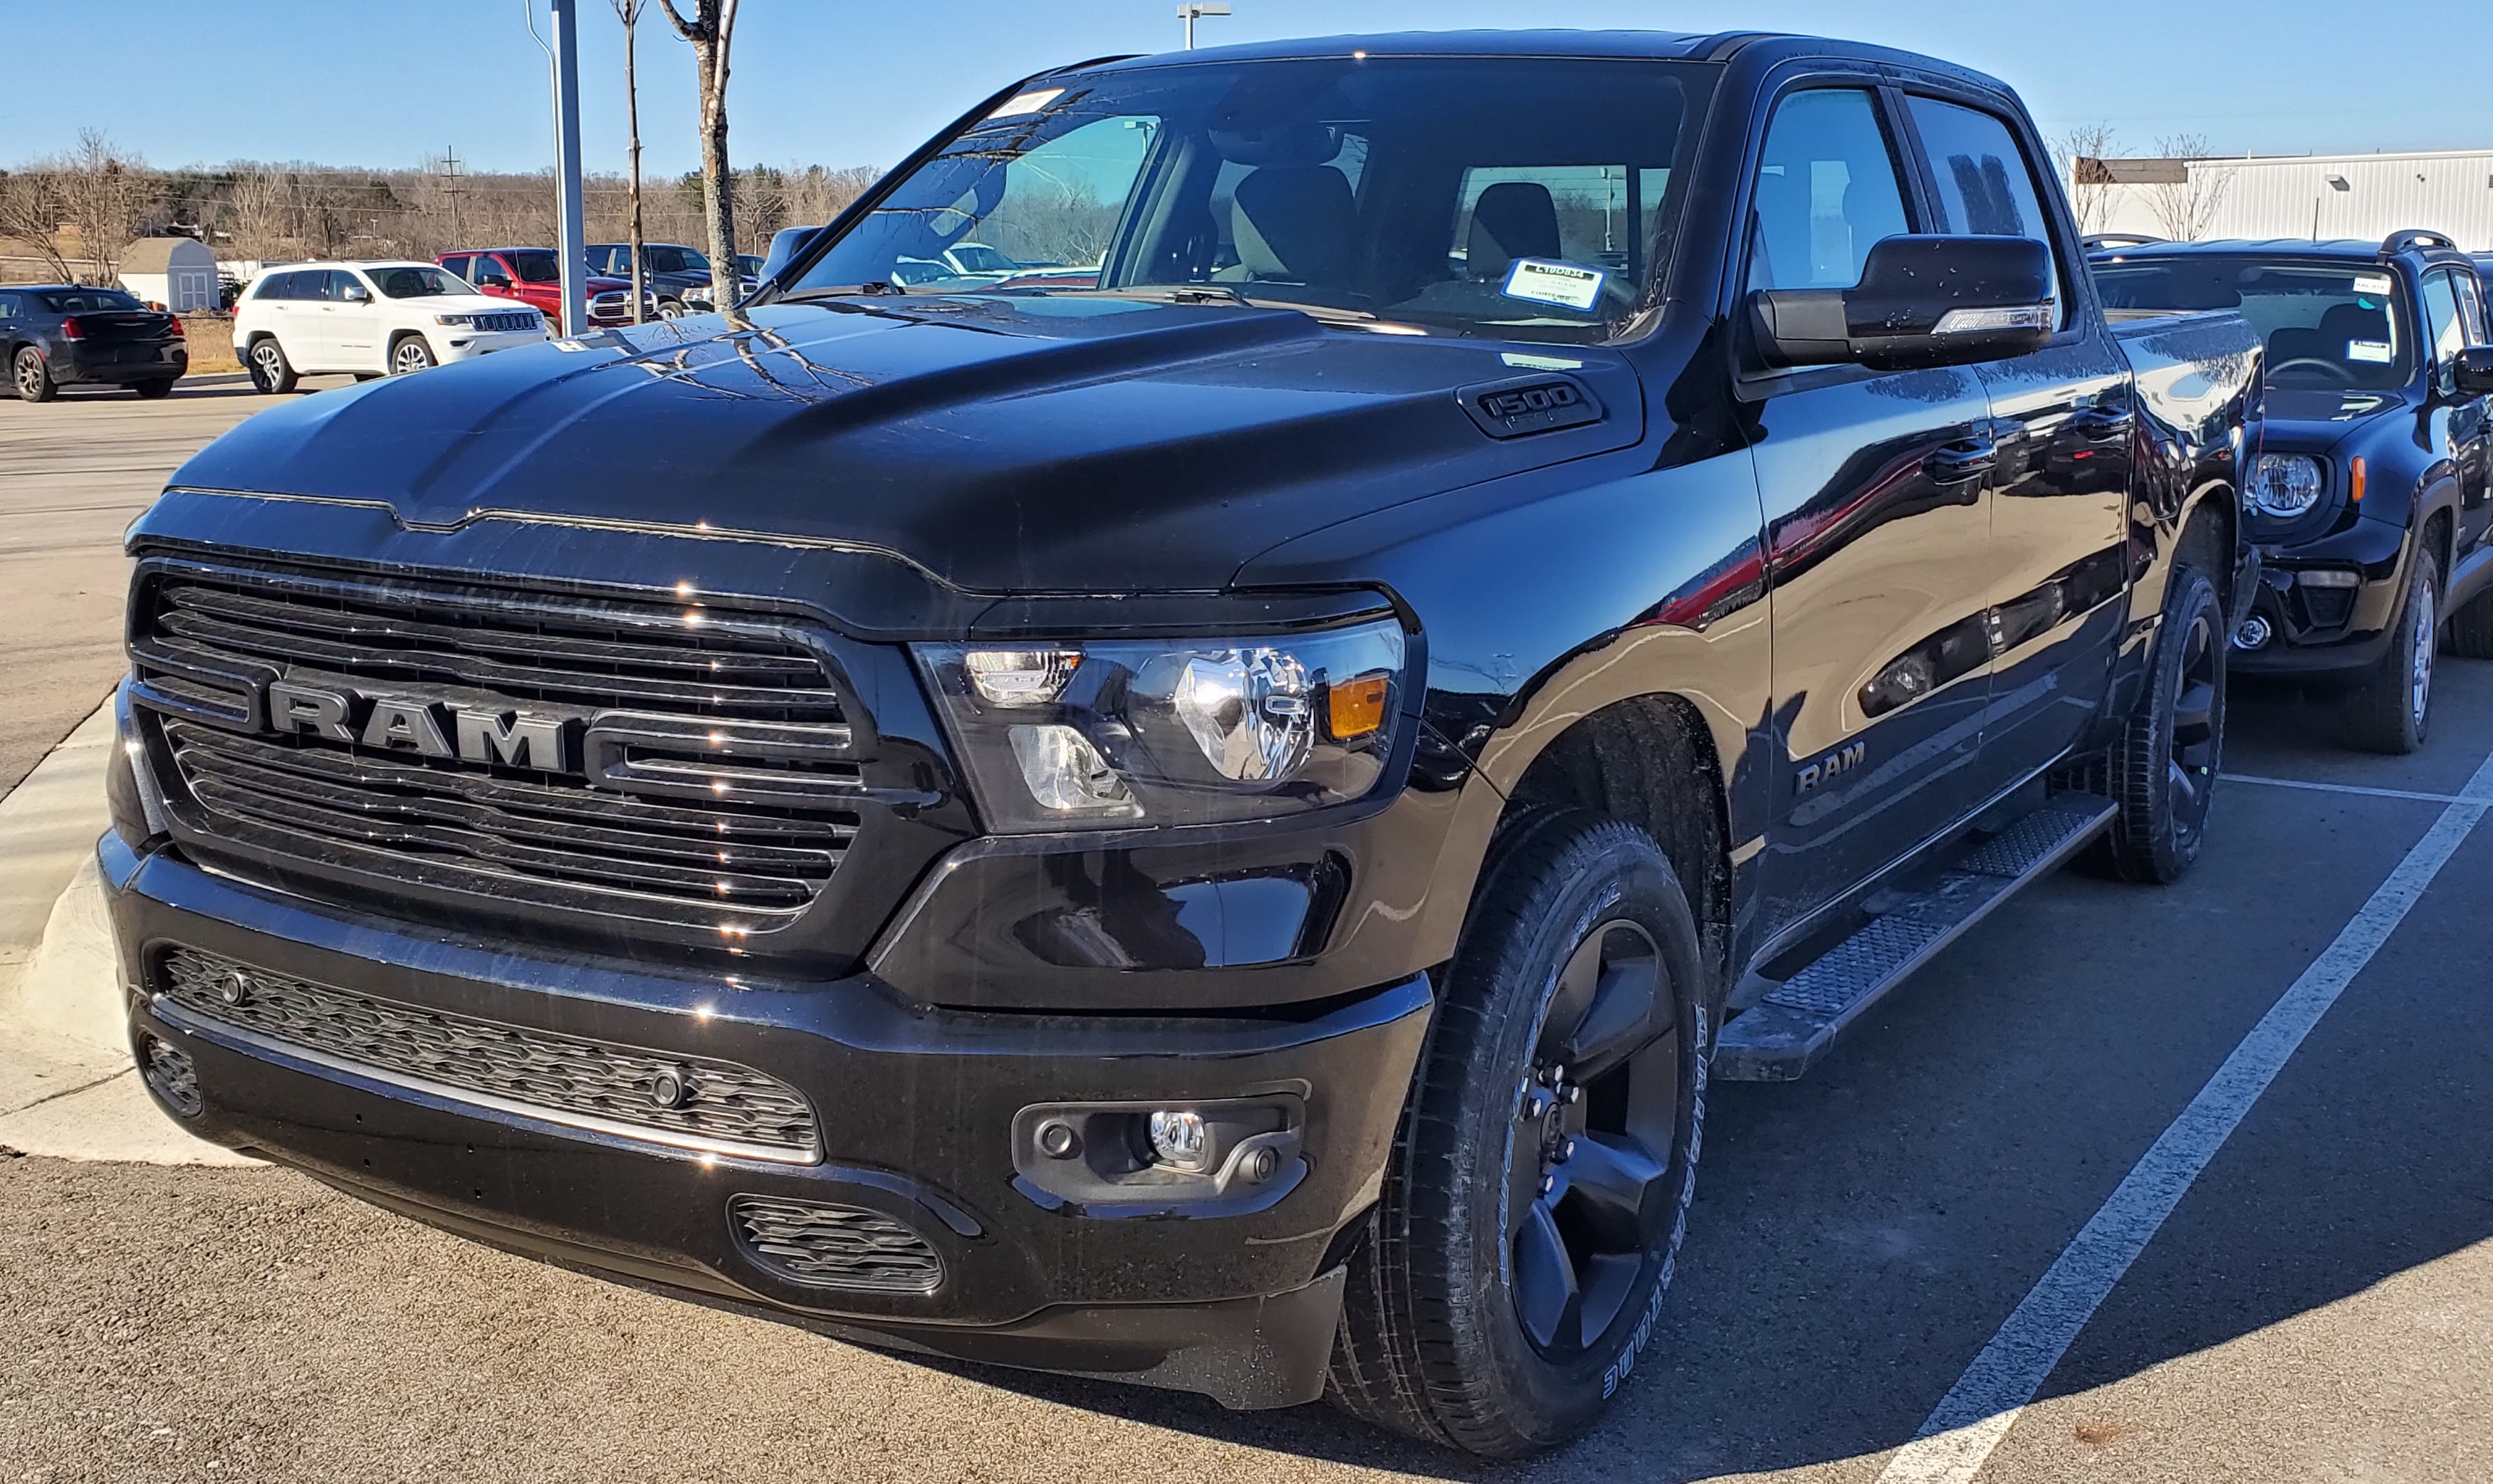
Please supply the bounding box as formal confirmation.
[13,346,56,403]
[2105,565,2224,883]
[1329,809,1706,1456]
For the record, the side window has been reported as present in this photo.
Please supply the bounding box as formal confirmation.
[1745,88,1912,294]
[2419,270,2465,370]
[2453,271,2487,347]
[1904,96,2064,323]
[260,271,299,301]
[0,294,16,318]
[472,254,506,283]
[326,270,365,302]
[440,255,471,281]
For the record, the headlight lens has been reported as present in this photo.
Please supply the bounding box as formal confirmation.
[915,618,1408,832]
[2250,453,2325,518]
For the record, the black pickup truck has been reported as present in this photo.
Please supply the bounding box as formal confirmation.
[104,31,2259,1456]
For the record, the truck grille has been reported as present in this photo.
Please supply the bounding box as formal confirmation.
[728,1194,944,1294]
[156,947,822,1162]
[130,559,864,930]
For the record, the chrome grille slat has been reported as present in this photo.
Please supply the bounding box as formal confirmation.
[158,947,821,1162]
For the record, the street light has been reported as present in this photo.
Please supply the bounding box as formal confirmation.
[1180,2,1229,49]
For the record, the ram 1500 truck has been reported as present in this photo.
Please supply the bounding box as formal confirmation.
[104,30,2260,1456]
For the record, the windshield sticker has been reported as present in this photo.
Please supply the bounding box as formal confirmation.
[2346,339,2393,364]
[1501,351,1587,370]
[2353,274,2393,296]
[986,88,1063,119]
[1502,258,1605,312]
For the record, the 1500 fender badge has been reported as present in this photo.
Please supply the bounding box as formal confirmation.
[1457,374,1603,438]
[1796,741,1867,794]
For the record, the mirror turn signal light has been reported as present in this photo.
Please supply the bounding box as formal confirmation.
[1326,672,1391,741]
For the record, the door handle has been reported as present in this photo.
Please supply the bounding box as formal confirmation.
[2072,406,2134,442]
[1926,436,1997,485]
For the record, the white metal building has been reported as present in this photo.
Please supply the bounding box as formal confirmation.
[2087,150,2493,250]
[116,237,220,312]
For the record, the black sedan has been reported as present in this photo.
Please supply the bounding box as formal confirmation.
[1,284,187,401]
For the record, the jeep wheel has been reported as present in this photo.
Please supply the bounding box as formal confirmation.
[390,335,438,375]
[1329,809,1705,1456]
[2105,565,2224,883]
[12,346,56,403]
[2344,557,2437,754]
[246,337,297,394]
[2442,582,2493,660]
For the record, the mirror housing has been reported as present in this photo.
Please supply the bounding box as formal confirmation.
[2453,346,2493,396]
[1750,234,2055,372]
[339,283,371,304]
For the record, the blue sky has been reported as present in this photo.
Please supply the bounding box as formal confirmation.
[4,1,2480,176]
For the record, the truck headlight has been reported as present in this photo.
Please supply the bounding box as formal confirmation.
[2249,453,2324,518]
[915,618,1408,832]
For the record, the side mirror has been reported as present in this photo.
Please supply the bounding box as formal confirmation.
[2453,346,2493,396]
[340,284,372,304]
[1750,234,2055,372]
[480,276,511,291]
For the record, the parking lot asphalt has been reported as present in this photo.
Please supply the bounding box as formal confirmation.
[2,390,2489,1482]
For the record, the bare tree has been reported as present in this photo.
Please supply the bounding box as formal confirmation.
[613,0,650,322]
[55,130,156,281]
[0,169,77,282]
[659,0,739,307]
[2149,134,2233,242]
[2050,122,2120,234]
[223,163,294,258]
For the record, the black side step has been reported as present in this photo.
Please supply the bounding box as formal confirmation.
[1711,795,2118,1082]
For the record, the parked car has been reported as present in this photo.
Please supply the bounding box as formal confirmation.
[436,248,653,327]
[2094,231,2493,751]
[232,260,548,390]
[584,242,747,315]
[113,31,2258,1455]
[0,284,186,401]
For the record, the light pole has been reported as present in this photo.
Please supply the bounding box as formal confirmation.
[1180,2,1229,49]
[549,0,589,337]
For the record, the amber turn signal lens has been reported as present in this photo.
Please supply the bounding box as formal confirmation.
[1326,673,1391,740]
[2349,456,2366,503]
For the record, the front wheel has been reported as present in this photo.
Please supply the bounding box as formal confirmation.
[2343,557,2438,754]
[1329,809,1706,1456]
[656,298,686,320]
[2104,565,2225,883]
[389,335,437,375]
[245,337,297,394]
[2442,581,2493,660]
[12,346,56,403]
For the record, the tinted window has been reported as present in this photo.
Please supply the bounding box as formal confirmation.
[1745,88,1912,292]
[647,245,708,275]
[252,272,294,300]
[322,270,365,302]
[1906,95,2062,322]
[0,294,17,318]
[2453,270,2487,346]
[471,253,509,283]
[438,255,471,280]
[506,250,560,283]
[2420,270,2464,369]
[41,288,143,312]
[373,265,467,299]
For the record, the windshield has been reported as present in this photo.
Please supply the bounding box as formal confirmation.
[2094,255,2416,391]
[786,56,1707,343]
[506,250,560,283]
[42,289,141,312]
[372,265,470,299]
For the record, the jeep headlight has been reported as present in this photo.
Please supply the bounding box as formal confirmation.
[2249,453,2324,518]
[915,618,1408,832]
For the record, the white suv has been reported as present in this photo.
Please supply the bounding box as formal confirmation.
[234,261,548,391]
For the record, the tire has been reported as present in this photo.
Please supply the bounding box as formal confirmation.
[389,335,437,375]
[245,336,297,394]
[2343,556,2438,754]
[2104,565,2225,883]
[133,378,176,399]
[12,346,56,403]
[1328,809,1707,1457]
[656,298,686,320]
[2443,582,2493,660]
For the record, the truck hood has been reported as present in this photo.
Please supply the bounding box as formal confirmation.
[169,296,1642,594]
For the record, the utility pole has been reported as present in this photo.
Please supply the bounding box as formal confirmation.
[440,147,466,245]
[1180,2,1229,49]
[550,0,589,336]
[614,0,648,323]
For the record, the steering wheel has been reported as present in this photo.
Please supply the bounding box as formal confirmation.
[2272,356,2355,385]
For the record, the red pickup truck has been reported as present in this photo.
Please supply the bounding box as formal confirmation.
[435,247,653,326]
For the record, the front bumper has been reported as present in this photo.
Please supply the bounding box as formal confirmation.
[437,329,550,363]
[103,831,1430,1409]
[2231,519,2413,678]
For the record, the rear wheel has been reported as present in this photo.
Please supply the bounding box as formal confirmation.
[12,346,56,403]
[389,335,437,375]
[2105,565,2225,883]
[133,378,176,399]
[2343,557,2437,754]
[246,337,297,394]
[1329,809,1705,1457]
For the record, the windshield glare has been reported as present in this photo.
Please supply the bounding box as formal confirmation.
[788,56,1703,343]
[2094,255,2415,391]
[373,265,471,299]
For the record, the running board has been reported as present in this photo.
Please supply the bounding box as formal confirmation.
[1711,795,2118,1082]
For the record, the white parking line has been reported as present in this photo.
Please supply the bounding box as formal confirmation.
[2222,772,2472,805]
[1875,747,2493,1484]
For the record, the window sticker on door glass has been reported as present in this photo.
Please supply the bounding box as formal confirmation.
[2347,339,2393,364]
[1502,258,1605,312]
[2353,274,2393,296]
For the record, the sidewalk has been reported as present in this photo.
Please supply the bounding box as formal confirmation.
[0,702,255,1164]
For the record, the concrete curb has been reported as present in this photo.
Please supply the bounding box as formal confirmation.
[0,701,258,1165]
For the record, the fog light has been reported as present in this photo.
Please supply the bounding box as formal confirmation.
[2296,568,2361,589]
[2235,615,2273,650]
[1147,1110,1212,1174]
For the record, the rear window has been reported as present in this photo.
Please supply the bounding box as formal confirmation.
[2094,255,2415,390]
[41,289,142,312]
